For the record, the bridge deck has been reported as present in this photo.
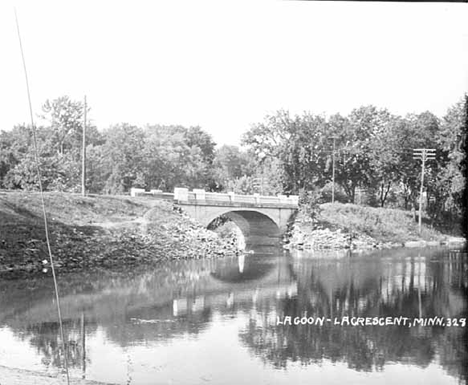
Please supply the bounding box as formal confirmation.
[130,187,299,209]
[177,200,297,209]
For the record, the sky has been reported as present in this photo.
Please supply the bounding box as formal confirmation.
[1,0,467,146]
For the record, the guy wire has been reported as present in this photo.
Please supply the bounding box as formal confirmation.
[14,8,70,385]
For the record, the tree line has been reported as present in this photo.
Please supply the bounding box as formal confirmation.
[0,96,258,195]
[242,99,466,228]
[0,95,466,228]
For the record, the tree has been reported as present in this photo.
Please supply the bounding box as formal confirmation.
[336,106,393,203]
[85,144,106,194]
[399,112,440,216]
[438,97,466,206]
[0,125,32,188]
[1,96,103,192]
[212,145,253,188]
[184,126,216,165]
[242,110,293,160]
[41,96,85,157]
[242,110,330,194]
[1,124,81,191]
[141,125,210,191]
[366,116,404,207]
[425,97,467,228]
[101,124,146,194]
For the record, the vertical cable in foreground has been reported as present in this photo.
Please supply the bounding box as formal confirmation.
[14,8,70,385]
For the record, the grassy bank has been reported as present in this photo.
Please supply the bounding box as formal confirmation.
[287,202,464,250]
[0,191,239,278]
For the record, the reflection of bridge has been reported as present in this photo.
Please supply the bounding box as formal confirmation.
[1,255,297,326]
[173,262,297,316]
[131,187,298,246]
[172,254,296,316]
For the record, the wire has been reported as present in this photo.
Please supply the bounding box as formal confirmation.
[14,8,70,385]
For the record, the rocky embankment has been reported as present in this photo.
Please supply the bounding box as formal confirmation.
[0,192,240,279]
[284,203,466,251]
[284,225,400,250]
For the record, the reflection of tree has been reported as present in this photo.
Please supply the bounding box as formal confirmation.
[240,250,467,384]
[0,256,240,371]
[2,248,466,383]
[437,257,468,384]
[438,326,468,383]
[22,317,93,372]
[240,315,435,371]
[104,304,213,347]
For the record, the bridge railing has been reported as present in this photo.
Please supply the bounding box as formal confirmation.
[187,191,197,202]
[229,194,255,204]
[130,188,175,201]
[130,187,298,207]
[205,192,229,202]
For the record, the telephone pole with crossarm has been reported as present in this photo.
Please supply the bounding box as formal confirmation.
[413,148,436,234]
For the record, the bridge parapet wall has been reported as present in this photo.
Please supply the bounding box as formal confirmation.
[130,187,298,208]
[130,188,175,201]
[131,187,298,207]
[173,188,298,208]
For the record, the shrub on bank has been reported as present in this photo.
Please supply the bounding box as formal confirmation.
[319,203,443,242]
[286,202,448,250]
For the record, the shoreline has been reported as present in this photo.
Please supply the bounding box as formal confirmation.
[0,192,240,279]
[1,192,465,279]
[284,233,466,251]
[0,364,117,385]
[283,203,465,252]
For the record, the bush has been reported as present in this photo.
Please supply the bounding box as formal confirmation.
[318,202,443,242]
[299,189,322,223]
[319,182,350,204]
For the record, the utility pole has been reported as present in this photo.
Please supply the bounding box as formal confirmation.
[81,311,86,379]
[413,148,436,234]
[81,96,87,196]
[330,136,337,203]
[258,151,266,196]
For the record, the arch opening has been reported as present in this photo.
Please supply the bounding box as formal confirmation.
[207,210,281,248]
[208,214,246,250]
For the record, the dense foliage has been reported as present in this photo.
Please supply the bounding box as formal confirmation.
[0,95,465,230]
[241,98,466,230]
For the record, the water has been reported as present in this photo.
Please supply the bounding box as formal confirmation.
[0,246,466,385]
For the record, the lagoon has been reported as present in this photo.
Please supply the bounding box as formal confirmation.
[0,246,466,384]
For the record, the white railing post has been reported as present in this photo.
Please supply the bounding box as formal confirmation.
[174,187,189,202]
[130,188,145,197]
[254,193,260,204]
[290,195,299,205]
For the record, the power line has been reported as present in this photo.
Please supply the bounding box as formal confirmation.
[14,8,70,384]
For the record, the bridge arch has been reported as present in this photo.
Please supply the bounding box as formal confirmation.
[206,209,281,247]
[158,188,298,248]
[179,204,296,247]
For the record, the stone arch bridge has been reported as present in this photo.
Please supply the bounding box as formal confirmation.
[131,188,298,247]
